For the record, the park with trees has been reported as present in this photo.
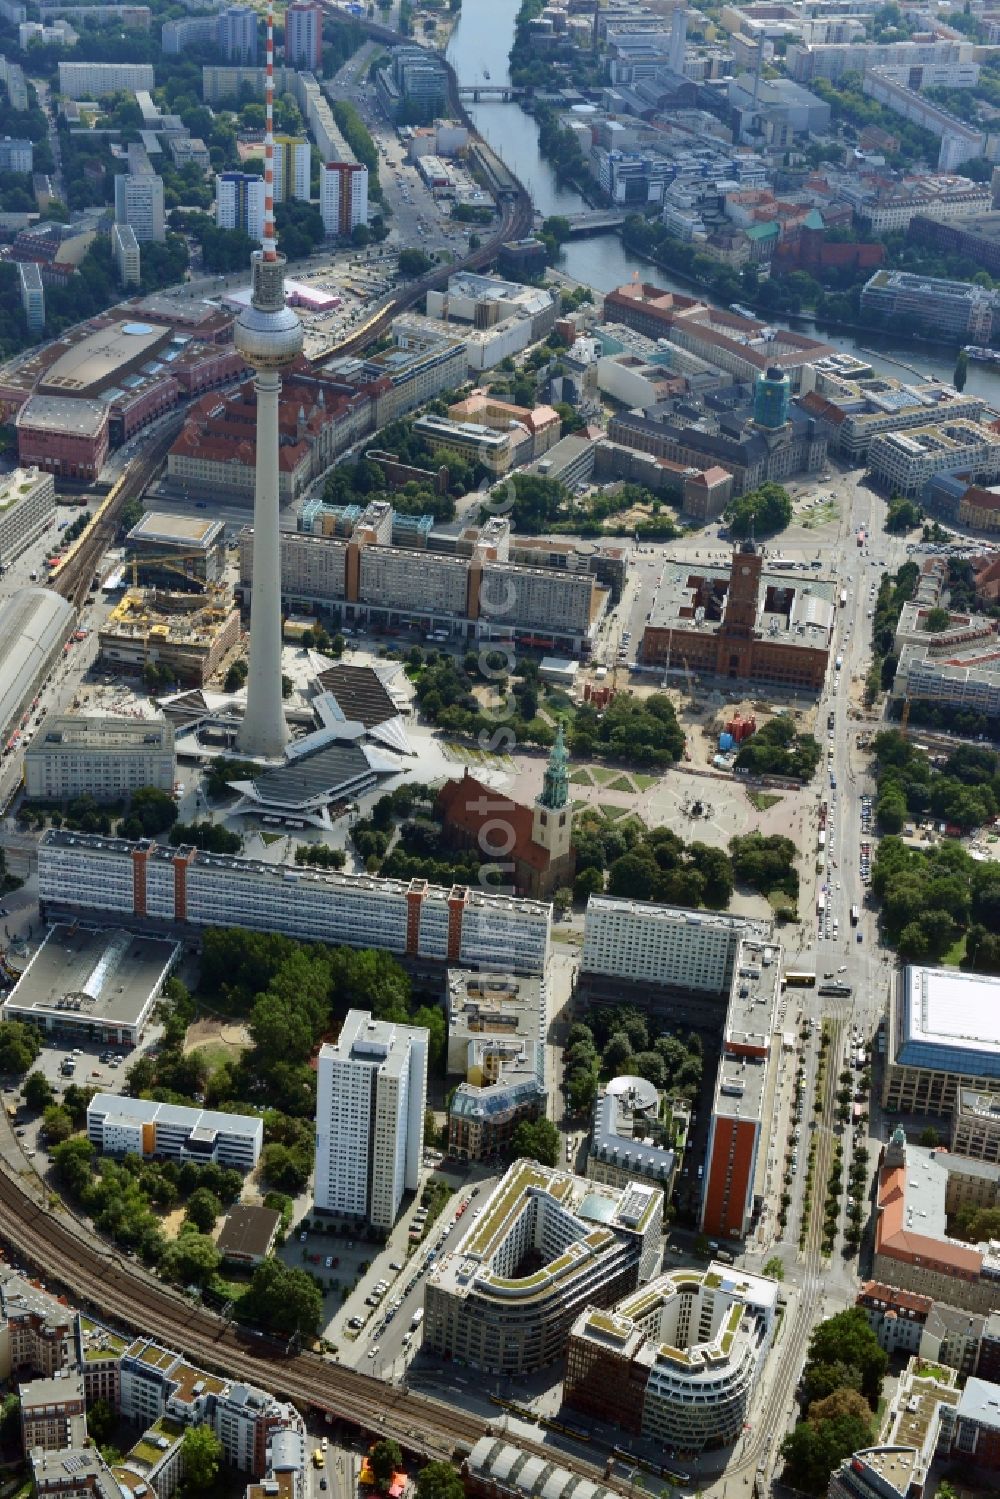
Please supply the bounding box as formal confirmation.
[872,730,1000,834]
[561,1005,705,1121]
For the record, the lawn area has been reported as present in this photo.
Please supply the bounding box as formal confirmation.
[589,766,618,786]
[601,803,630,821]
[570,768,594,786]
[607,774,636,794]
[941,932,968,968]
[632,772,658,790]
[749,791,783,812]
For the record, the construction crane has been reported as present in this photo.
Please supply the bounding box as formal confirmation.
[129,552,209,592]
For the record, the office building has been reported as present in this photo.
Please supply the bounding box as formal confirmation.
[800,367,983,462]
[20,1371,87,1452]
[215,171,265,242]
[587,1077,682,1198]
[87,1094,263,1168]
[868,420,1000,497]
[893,630,1000,720]
[111,222,141,288]
[446,970,549,1162]
[31,1448,122,1499]
[125,510,226,587]
[411,413,521,475]
[861,269,998,342]
[216,5,257,60]
[37,831,553,975]
[314,1010,428,1231]
[909,212,1000,278]
[357,315,468,418]
[844,174,991,234]
[952,1091,1000,1164]
[424,1160,662,1375]
[564,1264,778,1450]
[320,160,368,235]
[285,2,323,68]
[17,261,44,337]
[602,282,834,391]
[57,60,153,97]
[273,135,311,203]
[389,46,447,115]
[0,467,54,570]
[24,715,175,801]
[114,171,165,243]
[3,923,180,1047]
[874,1128,1000,1314]
[0,136,32,173]
[884,966,1000,1116]
[0,1264,78,1380]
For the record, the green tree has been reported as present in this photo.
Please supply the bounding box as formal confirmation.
[370,1440,404,1492]
[181,1422,224,1493]
[573,866,604,901]
[763,1255,785,1281]
[568,1070,598,1114]
[923,606,950,633]
[0,1020,41,1074]
[185,1187,222,1233]
[955,349,969,392]
[42,1104,73,1143]
[725,481,793,540]
[415,1463,465,1499]
[242,1257,323,1337]
[86,1397,114,1446]
[805,1310,887,1407]
[782,1406,874,1494]
[23,1070,54,1111]
[160,1231,221,1286]
[509,1116,560,1167]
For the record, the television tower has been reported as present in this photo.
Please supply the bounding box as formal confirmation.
[234,0,302,760]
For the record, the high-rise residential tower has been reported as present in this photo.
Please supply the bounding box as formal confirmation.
[285,1,323,68]
[234,0,302,759]
[314,1011,428,1231]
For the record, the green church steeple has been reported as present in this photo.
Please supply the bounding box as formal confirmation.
[539,720,569,811]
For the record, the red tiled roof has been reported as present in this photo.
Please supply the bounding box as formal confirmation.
[875,1162,983,1275]
[857,1280,933,1315]
[437,769,550,873]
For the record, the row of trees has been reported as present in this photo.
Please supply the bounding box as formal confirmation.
[570,693,686,767]
[866,560,919,703]
[725,483,793,541]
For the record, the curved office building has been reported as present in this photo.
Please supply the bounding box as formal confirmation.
[565,1265,779,1452]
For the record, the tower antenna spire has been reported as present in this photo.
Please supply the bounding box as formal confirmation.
[263,0,277,262]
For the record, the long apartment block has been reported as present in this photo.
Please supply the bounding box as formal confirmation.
[37,830,552,975]
[238,524,605,653]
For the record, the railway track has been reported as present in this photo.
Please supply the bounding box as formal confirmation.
[48,417,186,612]
[0,1152,637,1488]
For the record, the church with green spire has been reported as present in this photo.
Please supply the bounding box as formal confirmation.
[436,719,575,900]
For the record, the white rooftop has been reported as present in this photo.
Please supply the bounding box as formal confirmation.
[900,965,1000,1069]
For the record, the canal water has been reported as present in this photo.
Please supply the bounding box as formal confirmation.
[446,0,1000,396]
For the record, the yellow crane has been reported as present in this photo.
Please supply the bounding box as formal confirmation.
[129,552,209,592]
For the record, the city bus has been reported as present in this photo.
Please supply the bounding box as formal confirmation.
[783,971,817,988]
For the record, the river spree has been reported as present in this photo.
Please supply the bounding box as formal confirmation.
[446,0,1000,397]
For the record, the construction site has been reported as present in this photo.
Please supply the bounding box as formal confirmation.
[97,586,241,687]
